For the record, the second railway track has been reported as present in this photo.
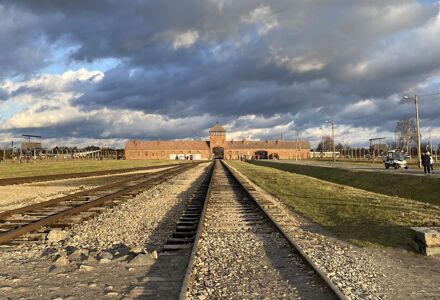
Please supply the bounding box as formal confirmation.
[0,163,200,248]
[0,162,191,186]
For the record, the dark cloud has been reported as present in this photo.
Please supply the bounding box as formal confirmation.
[0,0,439,145]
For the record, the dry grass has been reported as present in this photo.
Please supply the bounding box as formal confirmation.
[0,159,193,179]
[228,161,440,249]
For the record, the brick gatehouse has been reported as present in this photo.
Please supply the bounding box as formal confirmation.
[125,123,310,160]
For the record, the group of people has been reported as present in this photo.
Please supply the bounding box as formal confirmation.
[421,151,435,174]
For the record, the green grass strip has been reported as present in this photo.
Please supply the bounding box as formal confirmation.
[249,161,440,207]
[229,161,440,249]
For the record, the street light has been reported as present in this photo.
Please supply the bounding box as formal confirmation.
[402,95,422,168]
[325,120,336,162]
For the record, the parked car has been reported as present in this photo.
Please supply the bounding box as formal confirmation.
[383,150,408,169]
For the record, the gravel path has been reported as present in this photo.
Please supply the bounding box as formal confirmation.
[228,163,440,300]
[187,161,334,299]
[0,163,209,299]
[0,168,169,213]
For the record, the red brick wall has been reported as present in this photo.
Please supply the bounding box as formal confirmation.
[223,148,310,160]
[125,149,210,160]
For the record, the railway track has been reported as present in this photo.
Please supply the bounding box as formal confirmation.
[0,163,200,248]
[0,162,191,186]
[127,160,344,299]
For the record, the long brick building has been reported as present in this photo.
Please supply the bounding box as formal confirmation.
[125,123,310,160]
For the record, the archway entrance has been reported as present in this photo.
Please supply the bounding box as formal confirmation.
[212,147,224,159]
[254,150,268,159]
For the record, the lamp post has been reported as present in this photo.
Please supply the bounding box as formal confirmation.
[326,120,336,162]
[402,95,422,168]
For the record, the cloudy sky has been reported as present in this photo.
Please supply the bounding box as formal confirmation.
[1,0,440,149]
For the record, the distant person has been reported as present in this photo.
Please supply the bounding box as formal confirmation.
[422,152,431,175]
[429,154,435,173]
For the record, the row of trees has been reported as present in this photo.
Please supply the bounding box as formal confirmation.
[315,117,439,154]
[50,146,112,152]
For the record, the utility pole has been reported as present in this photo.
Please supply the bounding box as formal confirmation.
[403,95,422,168]
[429,131,433,152]
[415,95,422,168]
[296,130,299,161]
[326,120,336,162]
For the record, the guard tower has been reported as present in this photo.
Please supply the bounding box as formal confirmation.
[209,123,226,159]
[21,134,43,157]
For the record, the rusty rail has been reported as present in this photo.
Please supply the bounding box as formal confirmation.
[222,160,346,299]
[0,162,196,186]
[0,162,201,245]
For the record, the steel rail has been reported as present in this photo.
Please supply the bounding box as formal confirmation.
[177,162,216,300]
[0,164,185,219]
[0,162,196,186]
[0,163,199,245]
[222,160,346,300]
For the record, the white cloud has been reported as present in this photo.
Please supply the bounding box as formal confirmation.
[269,48,326,73]
[241,5,279,36]
[172,30,199,49]
[0,68,104,129]
[342,99,378,115]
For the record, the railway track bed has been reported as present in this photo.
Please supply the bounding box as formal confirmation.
[0,163,199,248]
[2,159,439,299]
[0,163,187,186]
[127,160,340,299]
[0,160,344,299]
[183,160,337,299]
[0,162,210,299]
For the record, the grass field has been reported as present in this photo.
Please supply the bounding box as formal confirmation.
[310,158,420,167]
[249,160,440,207]
[0,159,193,179]
[228,161,440,249]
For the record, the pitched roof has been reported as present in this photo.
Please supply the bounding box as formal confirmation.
[226,140,310,150]
[209,122,226,132]
[125,140,210,151]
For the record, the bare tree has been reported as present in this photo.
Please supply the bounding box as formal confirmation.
[317,135,333,151]
[386,139,398,150]
[395,117,417,154]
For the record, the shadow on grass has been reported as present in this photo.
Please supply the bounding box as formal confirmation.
[319,217,413,249]
[230,161,436,250]
[250,160,440,207]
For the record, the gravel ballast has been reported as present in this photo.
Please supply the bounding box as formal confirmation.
[187,161,334,299]
[228,162,440,299]
[0,167,170,213]
[0,163,209,299]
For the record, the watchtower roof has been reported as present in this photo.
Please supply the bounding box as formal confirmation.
[209,122,226,132]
